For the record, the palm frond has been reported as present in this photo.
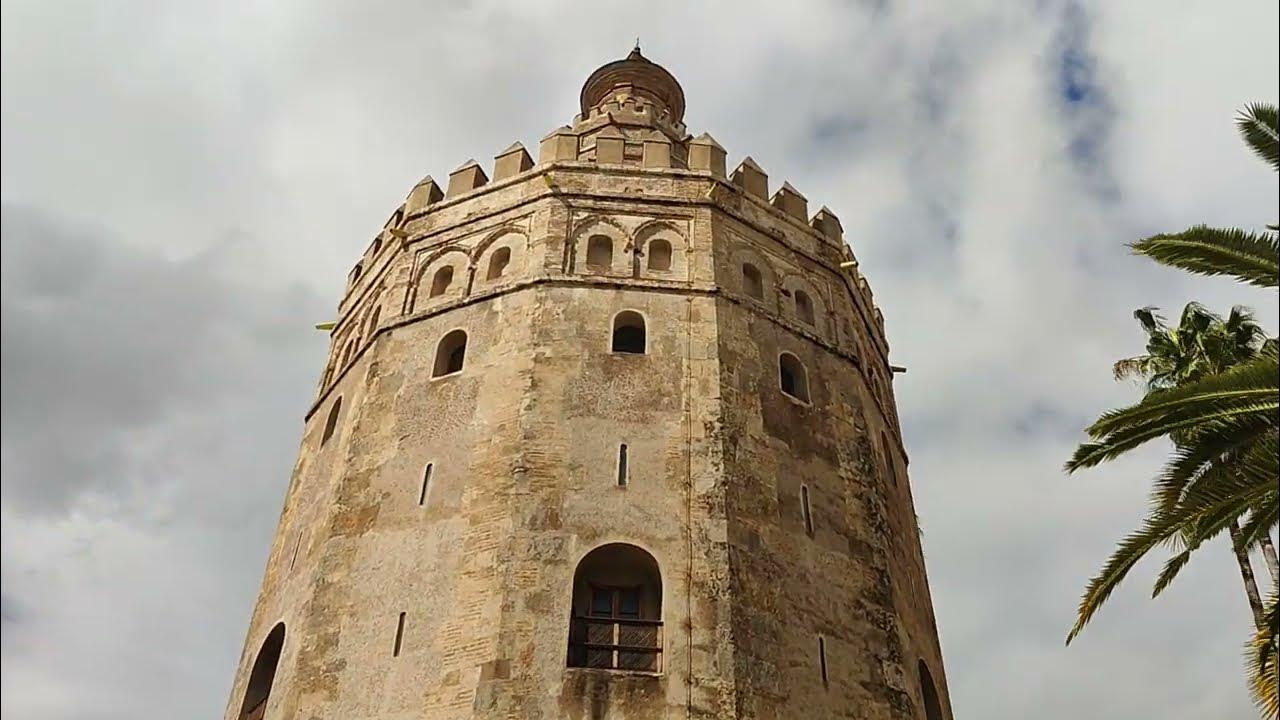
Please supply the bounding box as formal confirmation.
[1067,388,1279,472]
[1237,102,1279,171]
[1133,306,1165,335]
[1151,433,1270,521]
[1113,356,1157,383]
[1069,353,1279,453]
[1132,226,1280,289]
[1067,469,1277,643]
[1236,501,1280,553]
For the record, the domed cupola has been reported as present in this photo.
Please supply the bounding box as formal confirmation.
[579,45,686,124]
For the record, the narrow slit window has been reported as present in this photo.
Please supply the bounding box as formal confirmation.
[429,265,454,298]
[419,463,433,506]
[393,612,406,657]
[819,636,829,689]
[617,444,629,487]
[321,397,342,446]
[289,532,302,570]
[801,484,814,536]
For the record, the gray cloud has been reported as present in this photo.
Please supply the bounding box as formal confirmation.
[1,0,1277,718]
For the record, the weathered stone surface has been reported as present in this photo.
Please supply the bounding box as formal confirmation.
[224,49,952,720]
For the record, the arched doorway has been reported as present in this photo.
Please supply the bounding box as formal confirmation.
[238,622,285,720]
[566,544,663,672]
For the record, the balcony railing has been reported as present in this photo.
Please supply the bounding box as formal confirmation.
[567,615,662,672]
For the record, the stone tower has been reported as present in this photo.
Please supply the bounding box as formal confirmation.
[224,48,953,720]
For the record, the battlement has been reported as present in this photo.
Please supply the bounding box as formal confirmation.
[336,47,893,364]
[343,126,889,353]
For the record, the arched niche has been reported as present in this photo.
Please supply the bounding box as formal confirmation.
[571,218,629,276]
[635,220,687,278]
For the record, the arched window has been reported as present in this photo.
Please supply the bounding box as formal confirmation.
[647,239,672,271]
[349,262,363,285]
[429,266,454,298]
[794,289,815,325]
[586,235,613,269]
[612,311,646,354]
[742,263,764,300]
[433,330,468,377]
[370,236,382,255]
[367,306,381,337]
[238,622,285,720]
[779,353,810,403]
[321,397,342,445]
[341,339,356,366]
[881,431,898,487]
[487,247,511,280]
[920,660,945,720]
[567,544,662,671]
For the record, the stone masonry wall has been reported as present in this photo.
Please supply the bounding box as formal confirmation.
[223,158,952,720]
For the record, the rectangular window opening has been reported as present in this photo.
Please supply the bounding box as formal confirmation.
[393,612,406,657]
[819,635,829,689]
[419,463,433,506]
[801,484,814,537]
[617,444,629,487]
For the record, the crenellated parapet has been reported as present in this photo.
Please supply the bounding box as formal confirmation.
[328,47,896,406]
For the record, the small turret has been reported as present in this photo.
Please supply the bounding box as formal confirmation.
[810,206,844,245]
[406,176,444,214]
[493,142,534,180]
[539,126,579,164]
[594,126,626,165]
[642,130,672,168]
[770,182,808,221]
[688,133,726,177]
[447,159,488,197]
[732,157,768,199]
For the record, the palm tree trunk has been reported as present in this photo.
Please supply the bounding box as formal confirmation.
[1229,520,1266,629]
[1260,533,1279,585]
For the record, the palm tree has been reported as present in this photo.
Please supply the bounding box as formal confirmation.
[1065,102,1279,717]
[1111,302,1270,625]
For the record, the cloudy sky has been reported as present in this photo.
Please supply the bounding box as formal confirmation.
[2,1,1277,718]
